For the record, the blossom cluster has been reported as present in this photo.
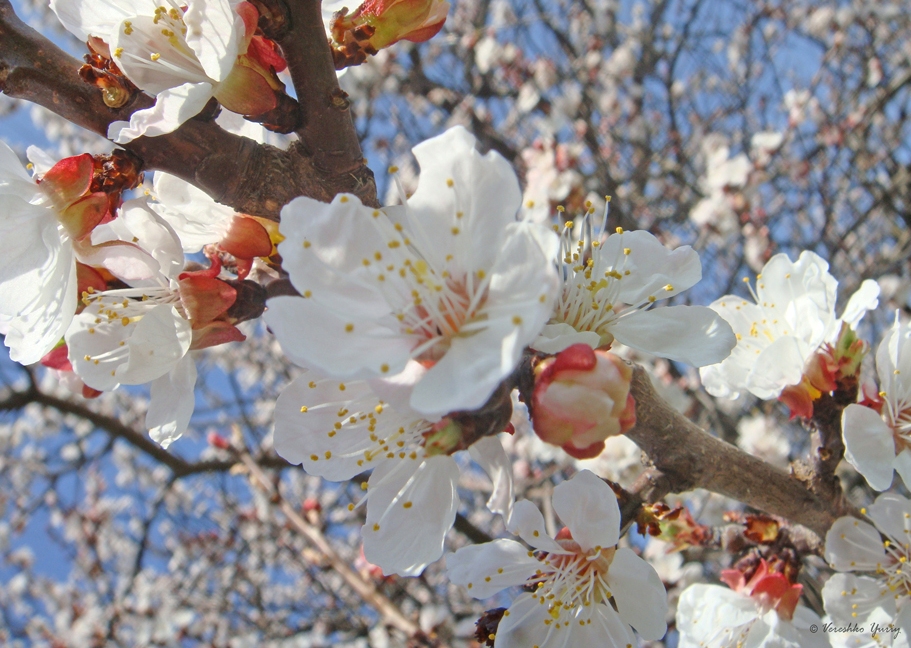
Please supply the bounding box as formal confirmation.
[7,11,911,635]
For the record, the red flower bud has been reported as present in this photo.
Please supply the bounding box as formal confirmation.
[531,344,636,459]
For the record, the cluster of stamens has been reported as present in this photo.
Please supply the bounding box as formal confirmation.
[873,513,911,599]
[114,3,202,77]
[297,380,431,472]
[550,198,672,345]
[79,285,182,373]
[721,274,788,354]
[302,175,546,373]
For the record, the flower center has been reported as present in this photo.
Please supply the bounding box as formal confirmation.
[526,537,617,630]
[551,210,670,346]
[353,204,493,363]
[113,4,209,86]
[883,394,911,451]
[298,386,432,470]
[877,537,911,596]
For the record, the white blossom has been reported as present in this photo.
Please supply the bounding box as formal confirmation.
[446,470,668,647]
[532,205,736,367]
[700,251,879,400]
[265,126,560,416]
[273,370,513,577]
[823,493,911,644]
[843,315,911,491]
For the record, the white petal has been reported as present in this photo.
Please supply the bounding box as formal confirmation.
[551,470,620,551]
[570,604,637,648]
[610,305,736,367]
[822,573,895,626]
[0,199,59,316]
[868,492,911,546]
[108,82,214,143]
[276,195,403,319]
[469,435,514,525]
[825,517,887,571]
[445,538,539,599]
[67,303,191,390]
[183,0,240,83]
[842,404,896,491]
[758,251,838,333]
[531,322,602,354]
[49,0,137,41]
[151,173,233,252]
[367,360,428,419]
[676,584,758,647]
[111,15,209,94]
[273,374,403,481]
[602,230,702,304]
[506,500,566,554]
[264,295,412,379]
[895,449,911,493]
[0,215,76,365]
[839,279,880,330]
[362,455,460,576]
[0,141,41,201]
[486,223,561,339]
[25,146,57,176]
[491,593,553,648]
[699,296,769,398]
[877,317,911,404]
[608,547,668,640]
[147,354,197,448]
[117,198,184,279]
[406,126,522,273]
[747,333,811,398]
[789,606,830,648]
[895,604,911,644]
[409,322,520,414]
[75,234,162,284]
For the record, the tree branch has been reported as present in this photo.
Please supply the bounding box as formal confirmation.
[0,385,288,478]
[235,443,421,638]
[624,365,838,545]
[0,0,377,219]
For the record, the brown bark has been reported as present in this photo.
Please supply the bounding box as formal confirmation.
[625,365,838,545]
[0,0,377,220]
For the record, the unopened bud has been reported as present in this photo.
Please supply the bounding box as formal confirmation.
[207,432,231,450]
[329,0,450,68]
[530,344,636,459]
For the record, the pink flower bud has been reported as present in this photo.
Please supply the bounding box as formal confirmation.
[207,432,231,450]
[531,344,636,459]
[330,0,450,64]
